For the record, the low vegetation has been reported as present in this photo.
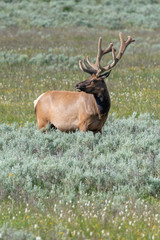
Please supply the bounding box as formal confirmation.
[0,114,159,200]
[0,197,159,239]
[0,0,160,29]
[0,0,160,239]
[0,115,160,239]
[0,28,160,124]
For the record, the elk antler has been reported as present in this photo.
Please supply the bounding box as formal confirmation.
[79,33,135,76]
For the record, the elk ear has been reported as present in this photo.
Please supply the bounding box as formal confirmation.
[99,70,112,79]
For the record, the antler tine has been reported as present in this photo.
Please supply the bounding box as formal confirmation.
[95,37,103,68]
[79,32,135,76]
[103,32,135,72]
[116,32,135,60]
[109,47,117,68]
[103,42,113,54]
[102,47,116,72]
[86,37,113,74]
[79,59,96,75]
[85,37,102,70]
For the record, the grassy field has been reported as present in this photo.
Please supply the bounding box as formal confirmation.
[0,0,160,239]
[0,198,159,239]
[0,116,160,239]
[0,27,159,124]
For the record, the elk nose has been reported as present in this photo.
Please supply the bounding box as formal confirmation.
[75,84,79,88]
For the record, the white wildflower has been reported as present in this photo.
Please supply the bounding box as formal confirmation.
[36,237,42,240]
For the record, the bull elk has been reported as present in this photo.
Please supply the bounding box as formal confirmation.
[34,33,135,134]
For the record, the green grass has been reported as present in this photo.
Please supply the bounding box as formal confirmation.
[0,198,159,240]
[0,28,160,124]
[0,2,160,239]
[0,199,159,240]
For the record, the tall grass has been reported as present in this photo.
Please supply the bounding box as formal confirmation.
[0,28,160,124]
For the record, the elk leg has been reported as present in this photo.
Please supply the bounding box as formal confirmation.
[37,119,48,132]
[78,122,88,132]
[93,129,102,135]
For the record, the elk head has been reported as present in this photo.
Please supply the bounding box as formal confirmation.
[75,71,111,95]
[75,33,135,95]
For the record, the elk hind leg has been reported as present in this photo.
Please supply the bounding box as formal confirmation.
[93,129,102,135]
[78,122,88,132]
[37,119,48,132]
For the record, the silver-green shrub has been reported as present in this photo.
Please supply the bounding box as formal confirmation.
[0,51,82,69]
[0,0,160,29]
[0,114,159,202]
[0,227,35,240]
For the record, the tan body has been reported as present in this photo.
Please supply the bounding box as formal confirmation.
[35,90,108,133]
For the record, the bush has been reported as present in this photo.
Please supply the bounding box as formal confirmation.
[0,228,35,240]
[0,0,160,29]
[0,114,159,202]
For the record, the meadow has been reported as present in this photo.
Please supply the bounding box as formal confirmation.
[0,0,160,239]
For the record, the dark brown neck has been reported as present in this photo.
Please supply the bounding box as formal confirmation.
[94,87,111,115]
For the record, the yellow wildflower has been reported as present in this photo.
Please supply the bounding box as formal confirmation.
[9,173,14,177]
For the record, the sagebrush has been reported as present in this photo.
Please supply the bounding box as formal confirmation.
[0,114,159,202]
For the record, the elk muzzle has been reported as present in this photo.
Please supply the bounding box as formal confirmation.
[75,81,87,92]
